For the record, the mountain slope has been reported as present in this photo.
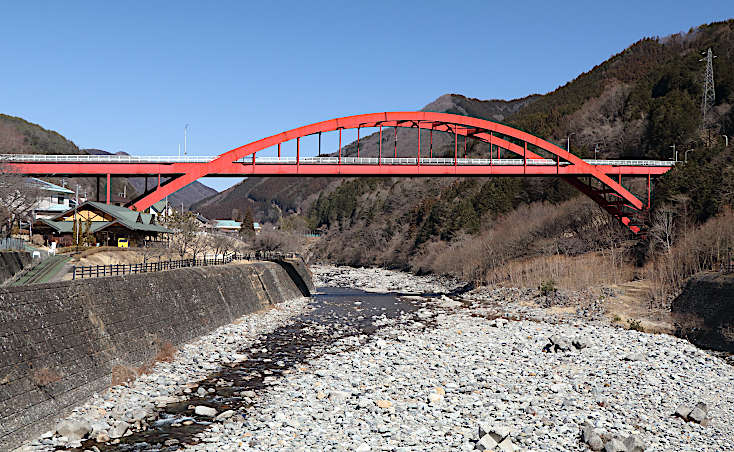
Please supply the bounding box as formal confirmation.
[0,117,217,209]
[0,114,83,155]
[83,149,218,208]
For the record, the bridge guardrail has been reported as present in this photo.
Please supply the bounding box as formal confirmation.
[2,153,678,167]
[71,251,299,280]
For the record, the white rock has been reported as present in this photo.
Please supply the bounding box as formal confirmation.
[55,420,91,441]
[215,409,236,420]
[194,405,218,417]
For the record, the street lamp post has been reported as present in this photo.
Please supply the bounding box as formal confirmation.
[594,143,599,160]
[670,144,678,162]
[724,135,729,147]
[567,133,576,152]
[685,149,695,162]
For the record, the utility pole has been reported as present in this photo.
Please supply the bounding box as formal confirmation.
[75,184,79,249]
[184,124,189,156]
[670,144,678,162]
[700,48,716,145]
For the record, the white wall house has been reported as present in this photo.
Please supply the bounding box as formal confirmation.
[31,178,75,219]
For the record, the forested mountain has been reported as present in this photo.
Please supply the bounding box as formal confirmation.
[195,20,733,250]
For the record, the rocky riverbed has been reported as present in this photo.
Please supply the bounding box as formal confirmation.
[18,266,734,451]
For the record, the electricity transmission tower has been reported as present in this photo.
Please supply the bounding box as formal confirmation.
[700,48,716,143]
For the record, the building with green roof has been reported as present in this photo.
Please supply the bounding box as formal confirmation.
[33,201,172,247]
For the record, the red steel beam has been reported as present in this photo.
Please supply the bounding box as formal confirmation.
[8,161,672,178]
[5,112,674,228]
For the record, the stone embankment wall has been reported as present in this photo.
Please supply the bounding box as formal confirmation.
[275,257,315,296]
[0,260,309,450]
[672,271,734,353]
[0,251,31,284]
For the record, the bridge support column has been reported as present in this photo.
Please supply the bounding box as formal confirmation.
[429,126,433,158]
[417,124,420,167]
[489,131,493,164]
[106,174,111,205]
[647,173,651,209]
[379,125,382,165]
[394,126,397,158]
[454,126,457,166]
[357,127,360,158]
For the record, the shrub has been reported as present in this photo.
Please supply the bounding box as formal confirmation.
[538,279,557,296]
[628,319,645,332]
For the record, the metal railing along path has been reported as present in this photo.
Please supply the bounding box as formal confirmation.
[71,251,299,280]
[2,154,677,167]
[0,154,215,163]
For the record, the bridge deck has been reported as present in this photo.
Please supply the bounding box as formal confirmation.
[3,155,674,177]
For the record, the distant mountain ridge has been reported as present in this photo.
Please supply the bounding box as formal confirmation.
[190,93,542,222]
[81,149,218,209]
[422,93,538,121]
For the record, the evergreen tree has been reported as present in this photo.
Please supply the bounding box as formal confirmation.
[240,207,256,240]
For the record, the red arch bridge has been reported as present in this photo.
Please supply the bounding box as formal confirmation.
[3,112,675,234]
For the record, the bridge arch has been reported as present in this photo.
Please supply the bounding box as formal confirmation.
[130,112,650,232]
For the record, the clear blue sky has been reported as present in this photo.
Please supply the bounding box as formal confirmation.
[1,1,730,191]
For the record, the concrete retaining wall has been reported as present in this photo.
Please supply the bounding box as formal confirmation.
[275,257,315,296]
[0,261,307,450]
[0,251,31,284]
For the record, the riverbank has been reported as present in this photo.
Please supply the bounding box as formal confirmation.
[18,265,734,451]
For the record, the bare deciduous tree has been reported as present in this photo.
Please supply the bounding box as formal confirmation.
[650,205,675,254]
[162,210,199,258]
[210,233,234,257]
[0,162,40,237]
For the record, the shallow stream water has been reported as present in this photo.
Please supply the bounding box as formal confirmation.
[79,287,425,451]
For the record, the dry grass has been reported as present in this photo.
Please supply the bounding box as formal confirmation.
[644,207,734,308]
[152,340,177,363]
[110,365,138,386]
[109,340,178,386]
[601,280,673,334]
[32,367,61,387]
[138,340,177,376]
[485,252,635,291]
